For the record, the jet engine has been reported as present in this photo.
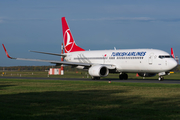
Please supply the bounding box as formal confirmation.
[88,65,109,77]
[138,73,156,77]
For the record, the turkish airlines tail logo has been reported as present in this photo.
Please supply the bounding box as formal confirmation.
[61,17,85,53]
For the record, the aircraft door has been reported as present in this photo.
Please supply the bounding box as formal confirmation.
[148,53,154,65]
[103,54,109,64]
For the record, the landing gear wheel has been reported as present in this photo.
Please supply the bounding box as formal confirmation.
[124,74,128,80]
[119,73,128,80]
[158,76,164,81]
[119,74,123,80]
[91,77,100,80]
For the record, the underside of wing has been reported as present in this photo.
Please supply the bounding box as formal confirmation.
[12,57,92,67]
[30,50,66,57]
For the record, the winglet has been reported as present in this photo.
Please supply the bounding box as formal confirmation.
[171,48,175,58]
[2,44,13,59]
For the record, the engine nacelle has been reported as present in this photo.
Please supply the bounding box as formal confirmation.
[88,65,109,77]
[138,73,156,77]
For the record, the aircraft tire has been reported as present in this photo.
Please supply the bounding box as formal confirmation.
[91,77,100,80]
[119,73,128,80]
[124,74,128,80]
[158,76,164,81]
[119,74,123,80]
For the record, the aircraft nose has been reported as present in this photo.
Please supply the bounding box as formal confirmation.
[170,59,178,69]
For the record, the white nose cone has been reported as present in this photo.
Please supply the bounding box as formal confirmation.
[169,59,178,70]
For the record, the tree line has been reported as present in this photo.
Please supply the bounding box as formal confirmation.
[0,66,54,71]
[0,65,180,72]
[0,66,83,72]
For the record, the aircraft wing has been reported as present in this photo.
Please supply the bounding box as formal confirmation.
[29,50,66,57]
[2,44,91,66]
[2,44,116,69]
[15,58,92,66]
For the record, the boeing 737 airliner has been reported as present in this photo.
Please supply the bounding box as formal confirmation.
[2,17,178,81]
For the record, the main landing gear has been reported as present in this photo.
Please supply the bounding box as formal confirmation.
[119,73,128,80]
[91,77,100,80]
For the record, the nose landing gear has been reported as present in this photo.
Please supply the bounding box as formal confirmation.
[158,76,164,81]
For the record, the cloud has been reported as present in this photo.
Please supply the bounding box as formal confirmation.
[1,17,180,23]
[71,17,154,22]
[71,17,180,22]
[159,18,180,22]
[0,17,4,23]
[0,17,58,23]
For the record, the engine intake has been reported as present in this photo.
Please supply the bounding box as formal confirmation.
[88,65,109,77]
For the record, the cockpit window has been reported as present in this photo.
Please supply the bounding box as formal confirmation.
[159,55,173,59]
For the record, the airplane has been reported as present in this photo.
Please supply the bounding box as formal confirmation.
[2,17,178,81]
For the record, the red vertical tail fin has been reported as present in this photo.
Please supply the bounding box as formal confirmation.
[171,48,175,58]
[61,17,85,53]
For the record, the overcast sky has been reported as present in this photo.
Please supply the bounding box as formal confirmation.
[1,0,180,66]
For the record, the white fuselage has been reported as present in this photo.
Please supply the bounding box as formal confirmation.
[64,49,177,73]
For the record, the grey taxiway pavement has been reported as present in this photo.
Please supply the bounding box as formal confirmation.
[1,76,180,84]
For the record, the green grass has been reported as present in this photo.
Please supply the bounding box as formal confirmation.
[1,70,180,80]
[1,79,180,120]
